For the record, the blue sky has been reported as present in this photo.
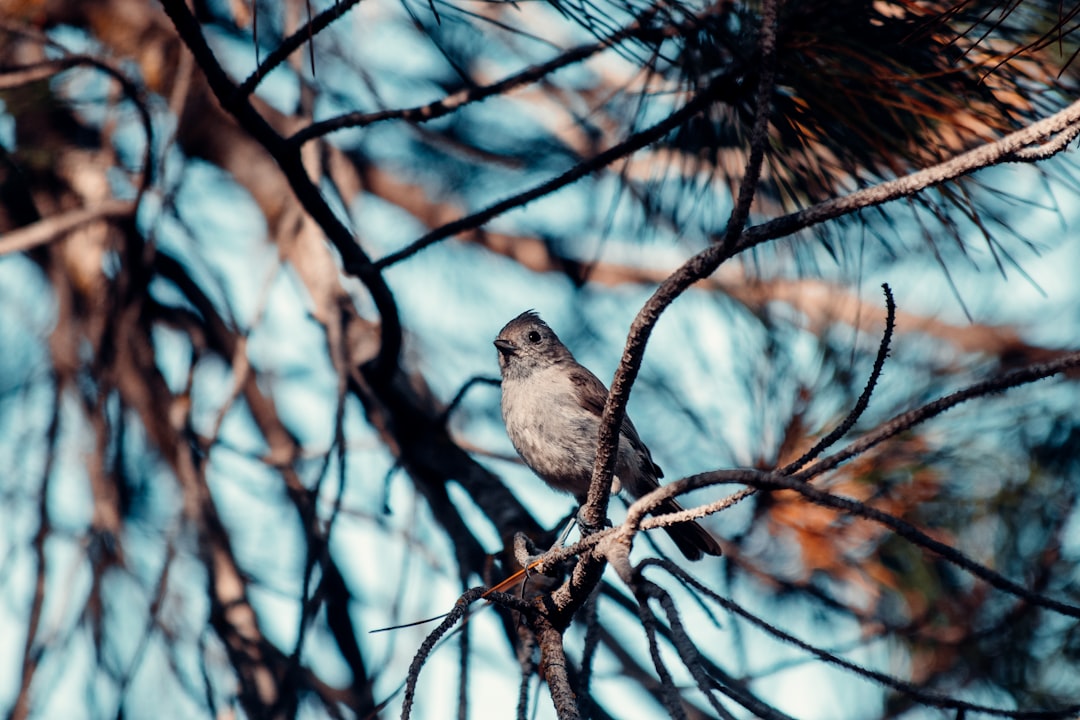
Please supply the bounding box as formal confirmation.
[2,2,1080,718]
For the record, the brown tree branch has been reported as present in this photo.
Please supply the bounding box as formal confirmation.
[582,0,783,530]
[794,350,1080,482]
[10,390,62,720]
[236,0,364,97]
[372,71,741,271]
[647,560,1078,720]
[535,615,580,720]
[159,0,403,379]
[0,199,135,256]
[402,588,532,720]
[289,4,667,146]
[596,585,798,720]
[732,99,1080,254]
[583,96,1080,550]
[628,464,1080,621]
[779,282,896,475]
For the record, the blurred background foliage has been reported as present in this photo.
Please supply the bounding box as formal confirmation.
[1,0,1080,718]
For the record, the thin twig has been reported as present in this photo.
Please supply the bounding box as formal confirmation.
[577,588,601,720]
[402,588,532,720]
[437,376,501,425]
[780,282,896,475]
[795,350,1080,483]
[639,580,739,720]
[645,561,1079,719]
[629,467,1080,621]
[236,0,365,97]
[582,97,1080,532]
[289,4,668,146]
[515,630,537,720]
[0,200,135,256]
[581,0,783,530]
[373,71,741,271]
[159,0,403,379]
[633,585,688,720]
[718,0,781,250]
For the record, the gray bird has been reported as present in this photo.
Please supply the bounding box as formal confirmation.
[494,311,722,561]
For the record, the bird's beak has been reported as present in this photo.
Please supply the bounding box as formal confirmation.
[493,338,516,356]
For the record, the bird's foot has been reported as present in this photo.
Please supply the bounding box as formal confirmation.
[575,506,613,537]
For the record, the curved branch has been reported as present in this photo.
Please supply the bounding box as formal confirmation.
[645,561,1079,720]
[536,348,1080,619]
[0,200,135,256]
[402,588,533,720]
[581,97,1080,529]
[159,0,403,379]
[0,45,155,201]
[636,580,737,720]
[732,98,1080,254]
[236,0,365,97]
[779,282,896,475]
[581,0,782,529]
[372,72,741,270]
[598,582,798,720]
[632,583,689,720]
[625,466,1080,621]
[795,350,1080,482]
[290,5,665,146]
[717,0,780,250]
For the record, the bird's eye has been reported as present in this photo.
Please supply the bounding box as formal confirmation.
[526,330,542,343]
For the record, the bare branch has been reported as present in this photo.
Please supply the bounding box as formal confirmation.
[159,0,403,379]
[515,628,537,720]
[582,0,784,530]
[403,588,532,720]
[373,72,741,271]
[717,0,781,250]
[290,4,666,146]
[457,603,470,720]
[636,580,739,720]
[581,98,1080,539]
[646,561,1078,720]
[628,467,1080,622]
[633,584,689,720]
[535,616,580,720]
[780,282,896,475]
[598,584,798,720]
[796,350,1080,482]
[733,99,1080,254]
[0,200,135,256]
[236,0,364,97]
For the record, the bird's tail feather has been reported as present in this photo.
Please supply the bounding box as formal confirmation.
[655,498,723,561]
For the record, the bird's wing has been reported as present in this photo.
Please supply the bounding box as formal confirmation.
[568,366,664,479]
[567,366,608,417]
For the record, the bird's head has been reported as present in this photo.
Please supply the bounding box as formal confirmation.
[494,311,573,378]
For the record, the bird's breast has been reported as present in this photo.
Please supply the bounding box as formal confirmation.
[500,367,598,494]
